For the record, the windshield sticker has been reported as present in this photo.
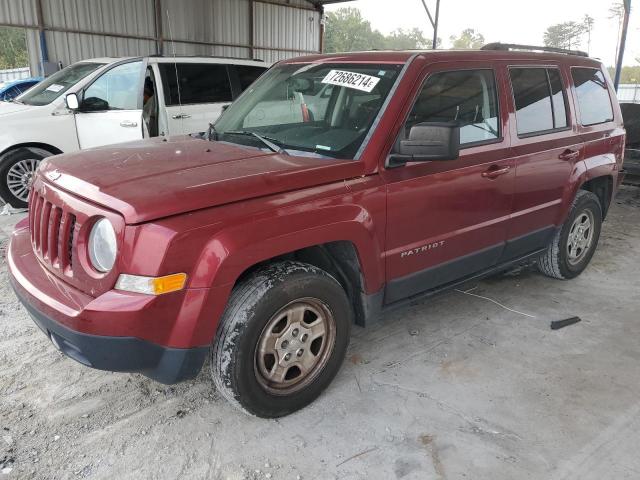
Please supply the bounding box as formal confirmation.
[45,84,64,93]
[321,70,380,93]
[315,145,332,151]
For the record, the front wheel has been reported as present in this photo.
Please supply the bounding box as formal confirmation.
[538,190,602,279]
[211,261,352,418]
[0,147,53,208]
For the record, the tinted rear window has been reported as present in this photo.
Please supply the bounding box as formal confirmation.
[159,63,232,106]
[571,68,614,126]
[236,65,267,91]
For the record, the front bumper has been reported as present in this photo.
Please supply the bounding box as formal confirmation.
[11,279,207,383]
[7,221,208,384]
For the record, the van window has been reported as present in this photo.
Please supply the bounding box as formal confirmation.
[510,67,569,136]
[571,68,614,126]
[83,61,143,110]
[406,69,499,145]
[159,63,232,105]
[236,65,266,91]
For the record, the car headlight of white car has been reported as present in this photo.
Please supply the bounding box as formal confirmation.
[88,218,117,272]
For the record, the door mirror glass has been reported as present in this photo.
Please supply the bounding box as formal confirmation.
[65,92,79,110]
[390,122,460,166]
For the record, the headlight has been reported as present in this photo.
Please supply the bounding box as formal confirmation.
[88,218,117,272]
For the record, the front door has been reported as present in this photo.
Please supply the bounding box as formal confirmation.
[383,63,514,304]
[74,60,144,149]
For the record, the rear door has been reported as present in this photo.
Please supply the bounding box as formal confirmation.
[74,60,145,149]
[158,62,234,135]
[382,62,514,304]
[503,64,583,260]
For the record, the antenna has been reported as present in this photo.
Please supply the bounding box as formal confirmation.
[165,9,183,112]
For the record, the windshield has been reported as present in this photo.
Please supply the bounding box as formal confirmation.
[215,62,402,159]
[19,62,104,106]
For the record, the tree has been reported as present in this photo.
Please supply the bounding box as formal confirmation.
[449,29,485,49]
[324,8,385,53]
[385,28,431,50]
[583,15,595,54]
[607,65,640,83]
[543,22,585,49]
[324,8,430,53]
[0,27,29,70]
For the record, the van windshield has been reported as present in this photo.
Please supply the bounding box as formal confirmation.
[19,63,104,106]
[215,62,402,159]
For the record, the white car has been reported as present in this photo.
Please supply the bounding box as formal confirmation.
[0,56,267,207]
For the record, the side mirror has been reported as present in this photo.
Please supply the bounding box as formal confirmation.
[388,122,460,167]
[65,92,79,110]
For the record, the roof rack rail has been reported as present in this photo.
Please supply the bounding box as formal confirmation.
[481,42,588,57]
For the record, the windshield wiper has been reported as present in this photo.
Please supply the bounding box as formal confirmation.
[224,130,290,156]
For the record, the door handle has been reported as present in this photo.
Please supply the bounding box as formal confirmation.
[120,120,138,128]
[481,165,511,179]
[558,149,580,161]
[172,114,192,119]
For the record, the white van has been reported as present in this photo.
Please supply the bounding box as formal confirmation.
[0,56,268,207]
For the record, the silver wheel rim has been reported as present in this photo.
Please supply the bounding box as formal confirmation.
[7,158,40,202]
[566,209,595,266]
[255,298,336,395]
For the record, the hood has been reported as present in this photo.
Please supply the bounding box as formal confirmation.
[40,136,364,223]
[0,101,36,116]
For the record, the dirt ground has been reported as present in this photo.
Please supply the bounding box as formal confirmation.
[1,185,639,480]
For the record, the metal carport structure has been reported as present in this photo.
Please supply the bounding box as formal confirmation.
[0,0,352,75]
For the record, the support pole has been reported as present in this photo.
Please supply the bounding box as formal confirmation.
[420,0,440,50]
[432,0,440,49]
[614,0,631,91]
[35,0,48,75]
[154,0,163,55]
[249,0,255,59]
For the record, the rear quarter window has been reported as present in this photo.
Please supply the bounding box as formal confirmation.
[571,68,614,126]
[236,65,267,91]
[159,63,233,105]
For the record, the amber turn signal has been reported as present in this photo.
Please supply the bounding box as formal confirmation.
[115,273,187,295]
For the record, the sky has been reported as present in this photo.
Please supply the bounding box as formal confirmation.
[325,0,639,67]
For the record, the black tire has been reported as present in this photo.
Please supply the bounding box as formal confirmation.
[211,261,352,418]
[538,190,602,279]
[0,147,52,208]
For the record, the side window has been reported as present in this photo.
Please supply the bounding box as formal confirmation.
[159,63,232,105]
[510,67,569,136]
[571,68,614,126]
[406,69,499,145]
[236,65,267,91]
[548,69,568,129]
[83,61,143,110]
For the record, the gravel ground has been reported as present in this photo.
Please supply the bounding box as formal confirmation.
[1,185,639,480]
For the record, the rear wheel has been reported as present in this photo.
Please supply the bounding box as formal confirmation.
[0,147,53,208]
[538,190,602,279]
[210,261,352,418]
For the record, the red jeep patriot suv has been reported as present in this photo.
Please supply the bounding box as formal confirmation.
[8,44,625,417]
